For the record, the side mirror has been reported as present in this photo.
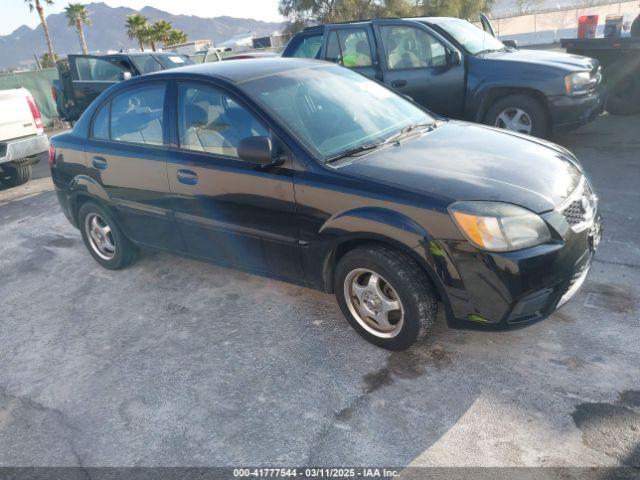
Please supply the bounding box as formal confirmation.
[238,136,274,166]
[120,71,132,81]
[448,50,462,65]
[503,40,518,49]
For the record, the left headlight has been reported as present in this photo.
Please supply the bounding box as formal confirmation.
[564,71,591,96]
[449,201,551,252]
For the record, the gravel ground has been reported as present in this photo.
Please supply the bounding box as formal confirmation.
[0,113,638,468]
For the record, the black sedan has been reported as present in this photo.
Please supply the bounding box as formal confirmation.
[50,58,602,350]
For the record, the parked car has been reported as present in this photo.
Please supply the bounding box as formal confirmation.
[53,52,194,122]
[283,16,605,138]
[0,87,49,187]
[50,59,602,350]
[561,36,640,115]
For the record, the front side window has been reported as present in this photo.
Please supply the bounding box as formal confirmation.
[380,26,448,70]
[288,34,323,59]
[110,84,165,145]
[74,57,126,81]
[242,65,434,160]
[177,83,268,158]
[325,29,373,67]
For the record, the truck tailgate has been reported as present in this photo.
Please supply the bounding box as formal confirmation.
[0,89,37,142]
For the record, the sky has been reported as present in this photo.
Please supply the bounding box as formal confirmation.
[1,0,283,35]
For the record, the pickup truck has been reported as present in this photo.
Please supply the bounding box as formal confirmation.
[0,88,49,187]
[53,52,193,122]
[561,36,640,115]
[283,16,605,138]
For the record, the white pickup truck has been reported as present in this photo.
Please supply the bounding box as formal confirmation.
[0,88,49,187]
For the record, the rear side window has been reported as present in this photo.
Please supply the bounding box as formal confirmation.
[325,29,373,67]
[109,84,165,145]
[92,102,110,139]
[288,34,322,59]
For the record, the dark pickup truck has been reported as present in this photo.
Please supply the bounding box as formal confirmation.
[283,16,605,138]
[53,52,193,122]
[561,36,640,115]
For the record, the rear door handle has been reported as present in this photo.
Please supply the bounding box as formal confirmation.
[391,80,407,88]
[177,169,198,185]
[92,156,107,170]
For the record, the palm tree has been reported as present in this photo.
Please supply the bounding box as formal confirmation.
[166,29,188,47]
[24,0,56,64]
[125,13,148,51]
[150,20,174,49]
[64,3,91,54]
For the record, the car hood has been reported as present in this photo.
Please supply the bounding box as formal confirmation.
[485,48,598,71]
[335,121,584,213]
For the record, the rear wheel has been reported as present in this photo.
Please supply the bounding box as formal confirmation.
[0,160,32,188]
[78,201,138,269]
[334,245,437,350]
[484,94,549,138]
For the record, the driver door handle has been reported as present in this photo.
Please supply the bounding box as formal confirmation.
[177,169,198,185]
[391,80,407,88]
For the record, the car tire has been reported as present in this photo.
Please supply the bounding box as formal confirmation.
[484,94,549,138]
[78,201,138,270]
[334,245,437,350]
[606,69,640,116]
[0,160,32,188]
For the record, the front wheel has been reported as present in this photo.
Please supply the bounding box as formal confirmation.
[78,201,138,270]
[484,94,549,138]
[334,245,437,350]
[0,160,32,188]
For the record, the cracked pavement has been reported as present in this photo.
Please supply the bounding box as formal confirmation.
[0,113,638,467]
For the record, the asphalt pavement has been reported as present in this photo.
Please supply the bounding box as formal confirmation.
[0,114,638,468]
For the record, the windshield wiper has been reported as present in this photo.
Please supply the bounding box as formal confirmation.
[384,122,436,145]
[475,47,506,55]
[325,142,386,163]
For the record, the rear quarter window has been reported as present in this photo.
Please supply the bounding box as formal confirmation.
[91,102,110,140]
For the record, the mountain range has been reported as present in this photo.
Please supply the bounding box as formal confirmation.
[0,2,284,70]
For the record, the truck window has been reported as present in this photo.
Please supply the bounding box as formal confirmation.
[325,29,373,67]
[380,26,447,70]
[74,57,126,81]
[288,34,323,59]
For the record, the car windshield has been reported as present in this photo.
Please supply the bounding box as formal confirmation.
[129,54,192,74]
[436,19,505,55]
[241,65,434,160]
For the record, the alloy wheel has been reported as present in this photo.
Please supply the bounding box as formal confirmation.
[343,268,404,338]
[84,212,116,261]
[495,107,533,135]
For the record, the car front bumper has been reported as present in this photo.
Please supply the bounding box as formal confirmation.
[0,133,49,165]
[435,207,602,327]
[548,88,605,133]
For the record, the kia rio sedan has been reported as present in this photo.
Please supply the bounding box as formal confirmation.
[50,58,602,350]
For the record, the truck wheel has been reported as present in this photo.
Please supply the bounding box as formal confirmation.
[78,201,138,270]
[484,94,549,138]
[606,72,640,116]
[0,160,32,188]
[334,245,437,350]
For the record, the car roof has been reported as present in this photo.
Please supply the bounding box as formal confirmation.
[301,16,461,31]
[147,57,329,83]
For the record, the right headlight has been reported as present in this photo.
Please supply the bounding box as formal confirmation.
[564,71,591,96]
[448,201,551,252]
